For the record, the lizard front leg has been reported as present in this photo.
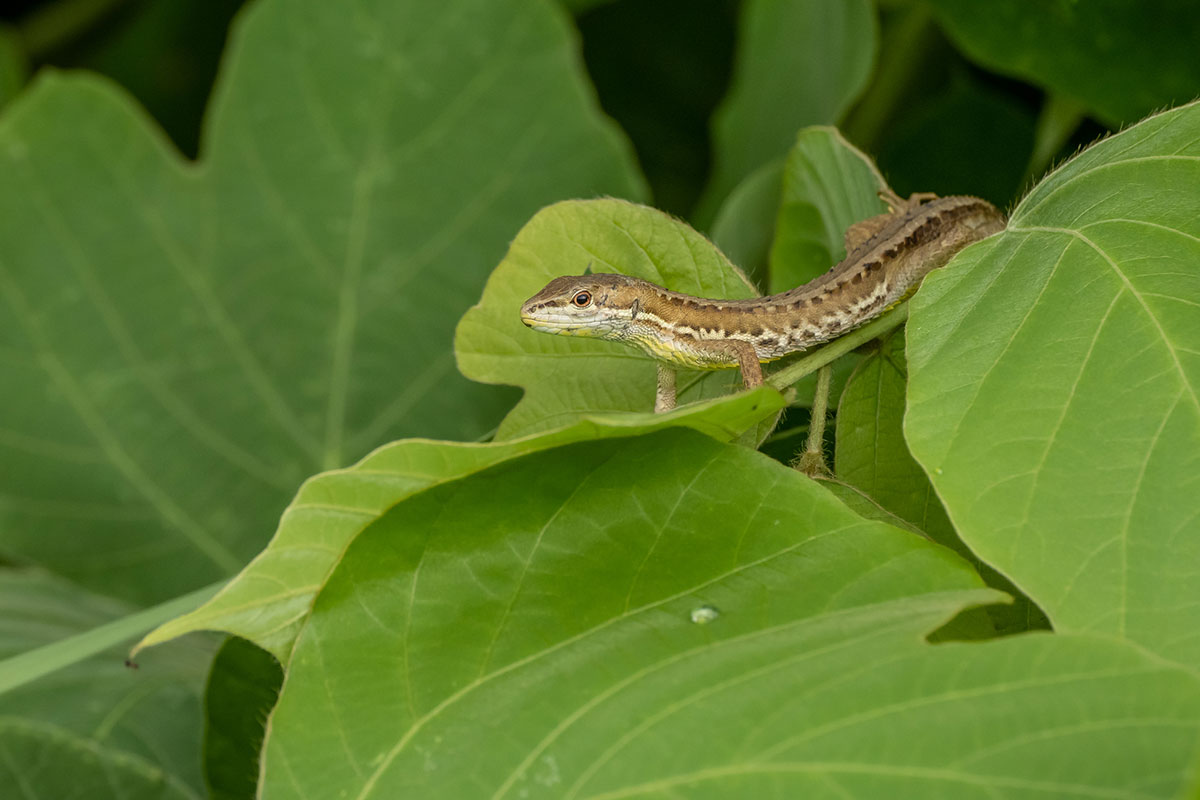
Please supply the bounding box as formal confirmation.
[732,341,763,389]
[655,340,761,412]
[655,363,677,413]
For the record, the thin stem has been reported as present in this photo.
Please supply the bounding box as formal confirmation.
[0,579,225,694]
[761,422,810,446]
[795,364,833,476]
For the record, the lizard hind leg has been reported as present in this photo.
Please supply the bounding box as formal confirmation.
[844,187,929,253]
[877,188,938,213]
[878,186,907,210]
[846,190,942,254]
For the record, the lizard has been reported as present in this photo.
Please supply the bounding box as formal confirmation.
[519,191,1006,412]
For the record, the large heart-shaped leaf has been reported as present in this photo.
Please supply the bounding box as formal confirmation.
[0,0,645,604]
[905,101,1200,666]
[257,429,1200,797]
[136,389,784,661]
[456,199,761,440]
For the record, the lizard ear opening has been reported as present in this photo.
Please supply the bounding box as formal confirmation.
[630,298,640,320]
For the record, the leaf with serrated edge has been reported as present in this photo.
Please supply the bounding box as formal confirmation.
[906,101,1200,666]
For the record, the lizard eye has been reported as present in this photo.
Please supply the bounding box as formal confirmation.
[571,291,592,308]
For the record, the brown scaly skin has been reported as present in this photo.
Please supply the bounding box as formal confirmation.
[520,193,1006,411]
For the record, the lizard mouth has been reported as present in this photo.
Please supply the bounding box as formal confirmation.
[521,313,601,337]
[520,314,568,333]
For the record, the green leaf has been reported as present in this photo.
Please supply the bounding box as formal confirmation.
[927,0,1200,126]
[835,336,1048,636]
[906,101,1200,666]
[0,720,199,800]
[258,429,1008,797]
[708,159,783,291]
[873,71,1034,207]
[813,477,931,539]
[768,126,888,293]
[0,577,219,695]
[0,569,217,796]
[694,0,877,224]
[456,198,763,440]
[137,389,784,662]
[0,0,645,604]
[41,0,242,158]
[260,429,1200,798]
[0,24,27,111]
[204,637,282,800]
[836,335,956,548]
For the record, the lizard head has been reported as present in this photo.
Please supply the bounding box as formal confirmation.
[520,273,646,340]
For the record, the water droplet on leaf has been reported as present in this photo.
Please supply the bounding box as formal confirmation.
[690,605,720,624]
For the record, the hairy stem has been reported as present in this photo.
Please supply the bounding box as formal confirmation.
[795,364,833,476]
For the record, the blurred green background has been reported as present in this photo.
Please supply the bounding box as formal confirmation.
[1,0,1126,222]
[1,2,1198,797]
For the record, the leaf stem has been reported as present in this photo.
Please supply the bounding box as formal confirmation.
[0,579,225,695]
[761,422,810,445]
[795,363,832,476]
